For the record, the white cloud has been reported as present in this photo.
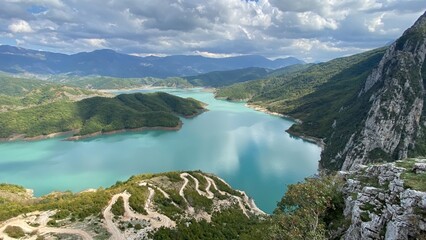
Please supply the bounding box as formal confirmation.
[296,11,339,30]
[194,51,242,58]
[8,19,33,33]
[82,38,107,48]
[366,13,385,32]
[0,0,424,61]
[292,39,344,53]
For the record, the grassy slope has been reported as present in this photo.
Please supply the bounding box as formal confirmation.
[0,92,204,138]
[0,171,345,240]
[0,73,47,96]
[217,48,386,169]
[54,66,305,90]
[0,171,266,240]
[56,75,193,89]
[185,67,269,87]
[0,74,103,111]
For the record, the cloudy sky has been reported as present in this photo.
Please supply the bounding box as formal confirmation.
[1,0,425,62]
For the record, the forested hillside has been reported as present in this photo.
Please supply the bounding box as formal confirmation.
[0,74,106,112]
[217,48,386,169]
[0,92,204,139]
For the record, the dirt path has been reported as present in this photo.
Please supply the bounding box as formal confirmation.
[0,212,92,240]
[238,190,266,215]
[204,176,251,217]
[39,227,93,239]
[103,193,126,240]
[140,182,180,208]
[103,190,176,240]
[182,173,214,199]
[203,176,215,199]
[143,187,176,228]
[179,173,195,214]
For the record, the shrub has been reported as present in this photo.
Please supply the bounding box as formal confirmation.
[4,226,26,238]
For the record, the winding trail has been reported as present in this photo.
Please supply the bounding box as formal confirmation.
[179,173,195,214]
[103,193,127,240]
[183,173,214,199]
[140,182,180,208]
[204,176,266,217]
[1,173,265,240]
[204,176,249,217]
[103,190,176,240]
[238,190,266,215]
[178,173,265,218]
[0,213,92,240]
[203,176,215,199]
[143,187,176,228]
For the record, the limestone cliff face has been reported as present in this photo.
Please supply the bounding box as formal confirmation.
[339,160,426,240]
[336,12,426,170]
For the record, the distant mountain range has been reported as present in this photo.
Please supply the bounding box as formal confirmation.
[0,45,303,78]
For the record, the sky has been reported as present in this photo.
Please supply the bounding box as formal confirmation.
[0,0,425,62]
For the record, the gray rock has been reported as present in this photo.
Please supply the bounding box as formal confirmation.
[342,160,426,240]
[336,12,426,171]
[413,163,426,174]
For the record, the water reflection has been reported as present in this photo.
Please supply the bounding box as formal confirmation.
[0,89,321,213]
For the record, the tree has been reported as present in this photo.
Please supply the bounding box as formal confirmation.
[270,175,343,240]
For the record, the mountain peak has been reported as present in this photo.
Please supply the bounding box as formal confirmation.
[0,45,303,77]
[337,10,426,170]
[90,49,119,54]
[413,10,426,27]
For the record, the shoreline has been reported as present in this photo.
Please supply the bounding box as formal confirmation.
[65,122,183,141]
[98,85,197,93]
[245,104,301,122]
[245,103,325,150]
[0,130,78,142]
[0,123,184,143]
[181,108,208,119]
[286,128,325,150]
[0,91,207,143]
[98,85,168,93]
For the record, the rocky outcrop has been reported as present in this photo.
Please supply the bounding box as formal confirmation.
[339,160,426,239]
[336,11,426,170]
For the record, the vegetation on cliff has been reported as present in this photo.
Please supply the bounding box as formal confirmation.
[217,48,386,169]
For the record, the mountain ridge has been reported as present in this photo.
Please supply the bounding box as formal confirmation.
[336,10,426,170]
[217,10,426,171]
[0,45,304,78]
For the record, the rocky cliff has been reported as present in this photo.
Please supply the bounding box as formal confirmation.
[338,159,426,239]
[336,12,426,170]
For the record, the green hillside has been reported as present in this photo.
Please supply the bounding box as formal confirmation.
[0,170,350,240]
[217,48,386,169]
[185,67,269,87]
[0,171,267,239]
[55,75,192,89]
[0,74,105,112]
[0,73,47,96]
[0,92,205,139]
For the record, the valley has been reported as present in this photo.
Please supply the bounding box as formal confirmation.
[1,4,426,239]
[0,87,321,214]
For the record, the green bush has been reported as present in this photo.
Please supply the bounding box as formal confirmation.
[0,92,205,138]
[4,225,26,238]
[128,186,148,215]
[111,196,125,216]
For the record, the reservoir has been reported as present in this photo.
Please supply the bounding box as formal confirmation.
[0,88,321,213]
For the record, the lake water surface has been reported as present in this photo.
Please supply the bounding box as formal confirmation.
[0,88,321,213]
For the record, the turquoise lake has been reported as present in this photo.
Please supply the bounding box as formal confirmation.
[0,88,321,213]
